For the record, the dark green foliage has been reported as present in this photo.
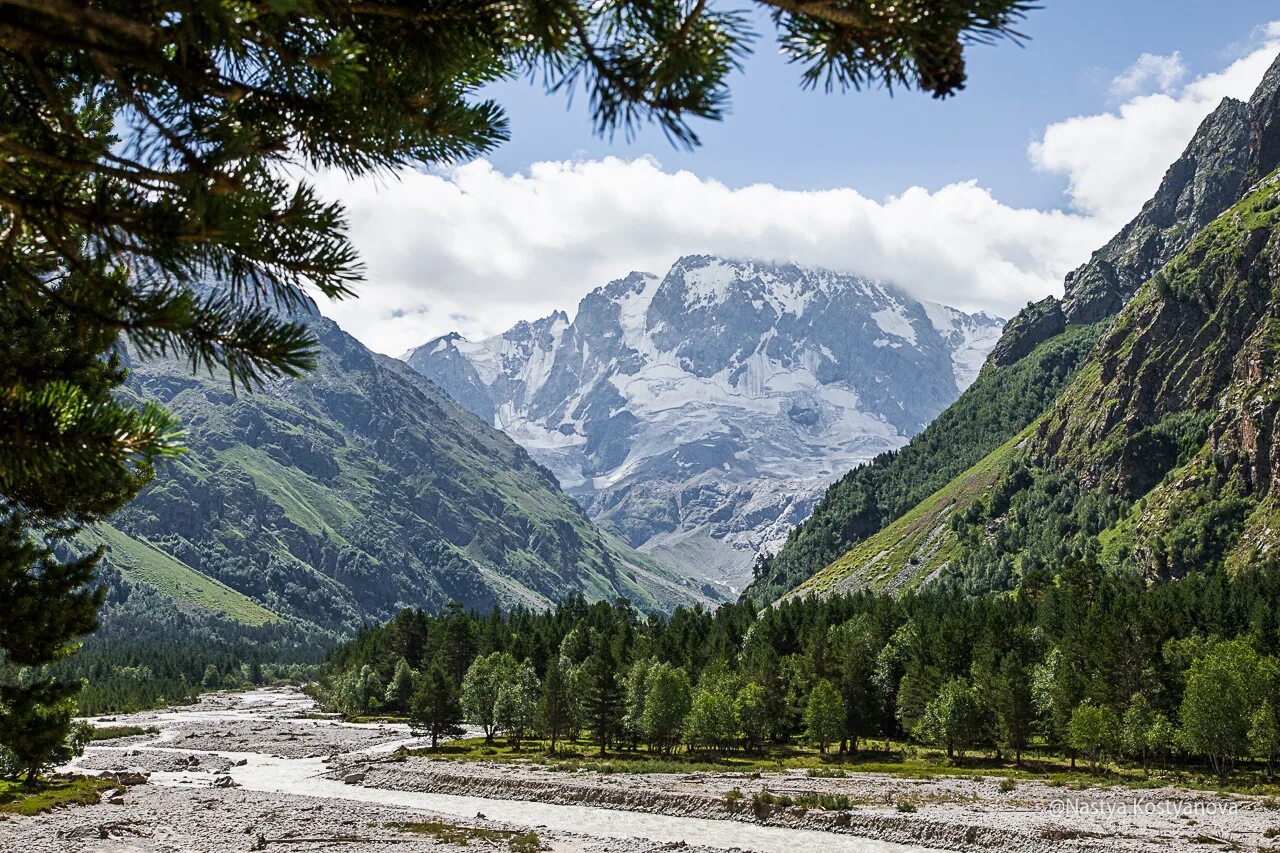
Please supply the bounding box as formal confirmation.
[944,459,1130,594]
[0,0,1032,781]
[0,273,177,778]
[0,0,1038,483]
[320,562,1280,775]
[409,663,465,749]
[54,581,329,715]
[767,0,1034,99]
[537,656,571,752]
[0,677,89,783]
[745,325,1101,604]
[584,638,625,754]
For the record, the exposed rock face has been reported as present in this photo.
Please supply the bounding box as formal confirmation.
[1030,174,1280,580]
[1246,52,1280,187]
[1062,97,1253,326]
[989,96,1254,362]
[779,52,1280,600]
[405,256,1003,589]
[985,296,1065,368]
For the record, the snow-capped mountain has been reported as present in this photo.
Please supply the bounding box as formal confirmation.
[404,255,1004,590]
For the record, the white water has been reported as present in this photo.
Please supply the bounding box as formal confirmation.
[75,690,939,853]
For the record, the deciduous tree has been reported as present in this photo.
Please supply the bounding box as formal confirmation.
[804,679,845,754]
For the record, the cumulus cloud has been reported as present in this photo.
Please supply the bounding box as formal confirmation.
[308,24,1280,356]
[1110,52,1186,99]
[310,160,1109,354]
[1031,25,1280,224]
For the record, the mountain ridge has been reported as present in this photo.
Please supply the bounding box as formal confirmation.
[751,50,1280,604]
[95,303,722,633]
[405,255,1003,589]
[779,51,1280,601]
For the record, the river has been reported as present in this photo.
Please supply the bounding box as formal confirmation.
[69,688,940,853]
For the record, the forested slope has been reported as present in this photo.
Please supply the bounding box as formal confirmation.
[751,51,1280,603]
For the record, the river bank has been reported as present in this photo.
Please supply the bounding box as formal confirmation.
[341,752,1280,852]
[0,688,1275,852]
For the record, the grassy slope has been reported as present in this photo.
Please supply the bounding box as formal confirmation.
[745,325,1100,605]
[788,429,1027,598]
[106,313,717,632]
[89,525,277,626]
[800,173,1280,596]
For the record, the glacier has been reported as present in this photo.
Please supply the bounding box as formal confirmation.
[404,255,1004,591]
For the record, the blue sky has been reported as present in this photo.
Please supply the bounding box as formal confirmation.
[318,6,1280,355]
[483,2,1280,209]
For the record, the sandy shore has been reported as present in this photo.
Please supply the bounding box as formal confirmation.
[1,688,1276,852]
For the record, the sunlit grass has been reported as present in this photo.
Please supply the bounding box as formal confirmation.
[398,735,1280,796]
[88,725,159,741]
[0,777,114,816]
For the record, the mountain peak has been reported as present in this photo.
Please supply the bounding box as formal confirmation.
[404,256,1004,589]
[987,59,1272,367]
[1247,51,1280,188]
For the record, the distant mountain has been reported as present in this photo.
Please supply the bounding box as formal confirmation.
[772,51,1280,602]
[95,301,721,634]
[405,256,1003,589]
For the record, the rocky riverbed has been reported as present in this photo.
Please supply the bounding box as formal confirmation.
[2,688,1277,852]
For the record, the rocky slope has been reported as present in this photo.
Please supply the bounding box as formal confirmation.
[97,301,720,633]
[405,257,1003,590]
[787,52,1280,600]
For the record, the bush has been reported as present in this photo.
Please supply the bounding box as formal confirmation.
[509,832,542,853]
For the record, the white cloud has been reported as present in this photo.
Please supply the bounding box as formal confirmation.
[1031,26,1280,224]
[311,159,1109,354]
[1110,52,1186,99]
[308,24,1280,356]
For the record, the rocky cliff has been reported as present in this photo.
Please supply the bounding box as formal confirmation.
[770,51,1280,602]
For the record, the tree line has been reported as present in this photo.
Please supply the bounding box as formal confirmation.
[317,562,1280,779]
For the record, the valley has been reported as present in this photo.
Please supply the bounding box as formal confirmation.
[5,688,1274,853]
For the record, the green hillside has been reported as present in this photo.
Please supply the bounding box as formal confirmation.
[88,525,277,626]
[800,171,1280,595]
[743,325,1098,604]
[787,429,1026,598]
[102,308,721,633]
[757,51,1280,603]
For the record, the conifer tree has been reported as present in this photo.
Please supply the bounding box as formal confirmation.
[993,650,1036,766]
[0,0,1035,771]
[584,640,624,755]
[409,663,464,749]
[537,656,572,753]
